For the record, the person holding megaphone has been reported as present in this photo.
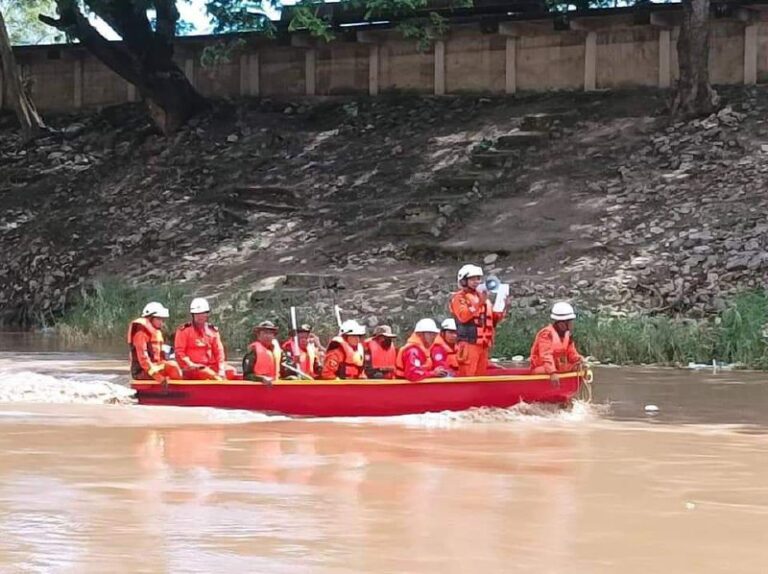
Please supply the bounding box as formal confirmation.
[449,264,507,376]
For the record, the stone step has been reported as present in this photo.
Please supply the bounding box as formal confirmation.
[470,149,520,168]
[521,113,573,131]
[495,131,549,149]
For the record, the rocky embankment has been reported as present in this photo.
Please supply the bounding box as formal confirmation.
[1,86,767,325]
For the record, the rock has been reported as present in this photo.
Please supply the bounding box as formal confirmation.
[227,134,239,143]
[483,253,499,265]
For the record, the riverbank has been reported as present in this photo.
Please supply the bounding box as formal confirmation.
[53,280,768,369]
[4,86,768,329]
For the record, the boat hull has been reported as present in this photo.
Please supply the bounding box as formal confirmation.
[131,368,584,417]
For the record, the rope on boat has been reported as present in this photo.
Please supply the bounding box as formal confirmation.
[577,367,594,403]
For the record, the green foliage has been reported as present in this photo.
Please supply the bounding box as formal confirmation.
[1,0,63,45]
[205,0,276,34]
[200,37,246,68]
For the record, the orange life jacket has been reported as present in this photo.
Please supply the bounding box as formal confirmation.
[325,337,365,379]
[127,317,164,378]
[431,334,458,370]
[247,340,282,379]
[365,337,397,370]
[174,322,223,370]
[395,334,433,378]
[449,290,496,347]
[283,339,318,377]
[529,325,574,373]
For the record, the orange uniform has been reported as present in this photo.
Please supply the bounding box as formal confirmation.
[127,318,182,381]
[319,337,366,380]
[281,339,320,378]
[244,340,282,380]
[430,334,458,374]
[449,289,504,377]
[174,322,233,380]
[529,325,583,375]
[395,334,439,382]
[364,337,397,379]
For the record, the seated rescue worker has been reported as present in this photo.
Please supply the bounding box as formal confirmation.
[364,325,398,379]
[243,321,281,384]
[128,302,182,381]
[174,297,237,380]
[449,264,506,377]
[281,323,321,379]
[431,318,459,375]
[529,302,584,386]
[319,320,366,380]
[395,319,450,382]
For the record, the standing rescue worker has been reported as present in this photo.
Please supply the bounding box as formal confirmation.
[174,297,236,380]
[364,325,398,379]
[281,323,321,378]
[243,321,281,384]
[395,319,449,382]
[431,318,459,374]
[319,320,366,380]
[529,302,584,386]
[128,302,182,381]
[449,264,506,377]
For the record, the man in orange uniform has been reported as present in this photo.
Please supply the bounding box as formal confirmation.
[319,320,366,380]
[449,264,506,377]
[128,302,182,381]
[395,319,449,382]
[364,325,398,379]
[243,321,281,384]
[281,323,321,378]
[431,318,459,375]
[174,297,236,380]
[530,302,584,386]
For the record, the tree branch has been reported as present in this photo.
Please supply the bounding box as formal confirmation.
[39,8,143,87]
[154,0,180,40]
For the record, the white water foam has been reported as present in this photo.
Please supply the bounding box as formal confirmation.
[323,400,609,429]
[0,370,136,405]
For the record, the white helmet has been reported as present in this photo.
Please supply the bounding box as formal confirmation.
[440,318,457,331]
[414,318,440,334]
[457,264,484,283]
[551,301,576,321]
[142,301,170,319]
[339,319,366,336]
[190,297,210,314]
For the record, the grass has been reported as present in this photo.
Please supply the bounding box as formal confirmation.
[54,279,768,369]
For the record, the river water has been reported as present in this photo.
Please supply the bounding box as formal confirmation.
[0,334,765,573]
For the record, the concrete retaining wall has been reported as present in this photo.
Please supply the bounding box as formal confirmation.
[2,11,768,112]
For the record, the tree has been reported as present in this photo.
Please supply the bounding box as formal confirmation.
[0,8,47,141]
[0,0,62,45]
[671,0,718,118]
[40,1,208,134]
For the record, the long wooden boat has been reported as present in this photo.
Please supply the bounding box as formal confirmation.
[131,367,589,417]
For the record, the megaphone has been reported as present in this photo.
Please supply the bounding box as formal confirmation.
[485,275,501,294]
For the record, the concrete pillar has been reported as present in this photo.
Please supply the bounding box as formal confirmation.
[73,59,83,108]
[744,24,758,85]
[305,49,316,96]
[126,82,137,102]
[184,58,195,86]
[658,28,671,88]
[434,40,446,95]
[239,54,249,96]
[369,44,379,96]
[584,31,597,91]
[505,36,517,94]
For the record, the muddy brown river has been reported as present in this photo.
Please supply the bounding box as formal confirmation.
[0,334,765,573]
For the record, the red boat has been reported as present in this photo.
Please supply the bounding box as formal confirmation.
[131,367,590,417]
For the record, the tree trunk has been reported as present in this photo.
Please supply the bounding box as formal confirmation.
[40,2,207,135]
[671,0,718,118]
[0,9,46,142]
